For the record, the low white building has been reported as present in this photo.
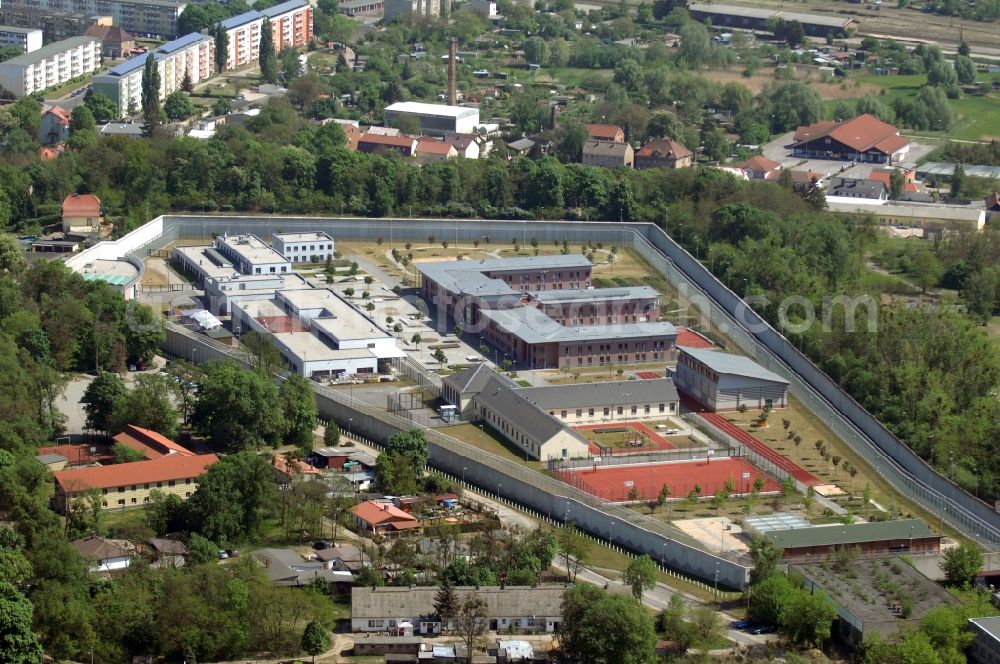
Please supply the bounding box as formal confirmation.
[0,26,43,53]
[70,534,133,573]
[215,233,290,276]
[231,287,404,378]
[0,35,99,97]
[384,101,480,137]
[272,231,335,263]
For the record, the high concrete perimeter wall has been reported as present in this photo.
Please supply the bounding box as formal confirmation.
[136,214,1000,550]
[164,322,750,589]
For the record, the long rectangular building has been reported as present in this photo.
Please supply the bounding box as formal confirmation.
[0,36,100,97]
[0,8,94,43]
[673,347,788,412]
[687,2,859,37]
[92,32,214,119]
[0,0,185,38]
[220,0,313,71]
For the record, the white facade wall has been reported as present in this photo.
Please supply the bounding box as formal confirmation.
[543,399,678,425]
[0,36,99,97]
[272,235,335,262]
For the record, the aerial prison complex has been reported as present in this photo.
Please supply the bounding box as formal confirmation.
[417,255,676,369]
[173,232,404,379]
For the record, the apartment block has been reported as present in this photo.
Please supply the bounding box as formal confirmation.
[0,25,43,53]
[91,32,215,119]
[220,0,313,71]
[0,0,184,38]
[0,7,95,43]
[0,36,100,97]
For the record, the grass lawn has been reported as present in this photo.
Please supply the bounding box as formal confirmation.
[439,422,544,471]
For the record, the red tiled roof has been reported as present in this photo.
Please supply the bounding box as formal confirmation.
[736,155,781,172]
[868,170,892,188]
[792,114,908,155]
[45,106,71,124]
[359,133,415,149]
[636,138,692,160]
[85,24,135,43]
[54,454,219,492]
[584,123,624,141]
[903,182,920,193]
[112,425,195,459]
[272,455,321,476]
[415,138,456,156]
[350,500,419,526]
[62,193,101,217]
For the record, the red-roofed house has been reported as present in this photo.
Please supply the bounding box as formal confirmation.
[415,137,458,162]
[272,455,322,481]
[350,500,422,536]
[792,114,910,164]
[584,123,625,143]
[85,24,136,58]
[635,139,693,170]
[39,145,66,161]
[358,132,417,156]
[62,193,103,233]
[53,453,219,513]
[39,107,71,145]
[112,424,196,460]
[737,155,782,181]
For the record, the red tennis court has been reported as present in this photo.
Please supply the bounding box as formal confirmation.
[556,457,779,502]
[635,371,661,380]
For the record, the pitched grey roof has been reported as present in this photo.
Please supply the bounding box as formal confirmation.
[508,138,536,151]
[970,616,1000,641]
[473,376,590,446]
[533,286,658,304]
[442,363,512,396]
[351,585,566,619]
[148,538,188,556]
[416,255,592,298]
[582,140,631,158]
[827,177,886,199]
[680,347,788,384]
[517,378,678,410]
[253,548,354,586]
[1,36,96,67]
[260,0,309,17]
[480,307,677,344]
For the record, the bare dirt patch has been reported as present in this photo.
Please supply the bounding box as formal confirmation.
[702,66,881,100]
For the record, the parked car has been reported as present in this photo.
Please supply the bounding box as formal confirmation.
[218,550,229,560]
[312,540,333,550]
[750,625,775,635]
[225,549,238,557]
[731,620,752,630]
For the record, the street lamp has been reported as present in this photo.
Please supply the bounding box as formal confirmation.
[478,424,484,451]
[462,465,467,484]
[348,418,353,440]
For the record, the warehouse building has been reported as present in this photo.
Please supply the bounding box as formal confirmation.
[384,101,480,137]
[673,347,789,412]
[765,519,941,561]
[92,32,215,119]
[0,35,99,97]
[687,2,859,37]
[791,114,909,165]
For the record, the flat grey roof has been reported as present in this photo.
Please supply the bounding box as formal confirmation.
[218,234,288,267]
[970,616,1000,640]
[1,36,96,66]
[0,26,42,35]
[680,347,788,384]
[278,288,392,341]
[687,2,856,28]
[918,162,1000,180]
[517,378,679,410]
[765,519,935,549]
[417,254,592,297]
[273,232,333,243]
[534,286,658,304]
[351,585,565,619]
[481,306,677,344]
[827,202,986,223]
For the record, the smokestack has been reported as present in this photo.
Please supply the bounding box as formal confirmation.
[447,38,457,106]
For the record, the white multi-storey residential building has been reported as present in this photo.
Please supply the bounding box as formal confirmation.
[0,26,43,53]
[0,36,99,97]
[91,32,214,119]
[0,0,184,38]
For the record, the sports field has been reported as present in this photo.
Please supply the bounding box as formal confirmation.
[557,457,779,503]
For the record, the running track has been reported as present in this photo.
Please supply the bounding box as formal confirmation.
[696,410,820,486]
[575,421,676,454]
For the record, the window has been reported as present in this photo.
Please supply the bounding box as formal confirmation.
[131,484,136,491]
[168,480,175,487]
[560,410,567,419]
[576,409,582,417]
[143,496,150,503]
[102,488,108,495]
[117,499,125,505]
[658,403,665,413]
[644,404,650,414]
[118,486,125,493]
[102,501,107,507]
[617,406,623,415]
[631,406,637,415]
[185,478,192,484]
[603,407,610,416]
[131,497,137,504]
[143,483,149,489]
[588,408,594,417]
[156,481,162,488]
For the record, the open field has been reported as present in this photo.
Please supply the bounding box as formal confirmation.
[440,422,544,471]
[703,65,881,98]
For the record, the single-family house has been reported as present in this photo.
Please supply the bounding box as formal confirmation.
[736,155,782,181]
[350,500,422,536]
[61,193,102,233]
[38,106,71,145]
[272,454,322,481]
[635,138,693,169]
[252,548,355,589]
[825,177,888,205]
[147,537,188,567]
[584,123,625,143]
[311,446,352,470]
[71,534,134,572]
[314,543,371,573]
[415,137,457,162]
[84,24,135,58]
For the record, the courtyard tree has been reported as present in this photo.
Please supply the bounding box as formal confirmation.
[455,593,488,664]
[623,554,658,602]
[940,541,983,587]
[192,361,284,452]
[83,371,127,433]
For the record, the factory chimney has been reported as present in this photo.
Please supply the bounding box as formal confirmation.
[447,38,457,106]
